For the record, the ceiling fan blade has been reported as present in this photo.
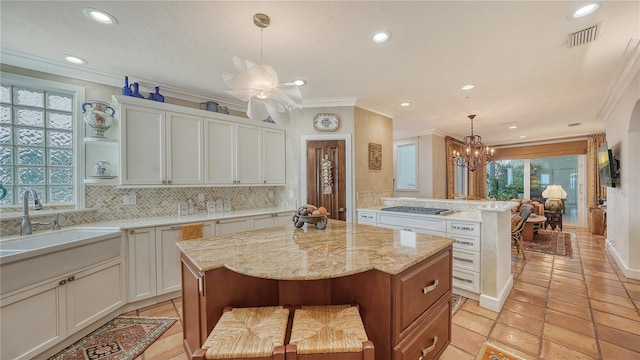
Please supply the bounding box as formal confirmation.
[223,65,278,92]
[247,98,270,122]
[231,56,258,72]
[270,87,302,109]
[265,103,291,128]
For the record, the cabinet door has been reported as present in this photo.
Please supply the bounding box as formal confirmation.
[252,214,274,230]
[215,218,250,235]
[204,118,236,184]
[236,124,263,184]
[127,227,157,301]
[65,259,125,335]
[167,112,204,185]
[120,104,166,185]
[273,212,294,227]
[156,225,183,295]
[1,280,65,360]
[263,128,286,184]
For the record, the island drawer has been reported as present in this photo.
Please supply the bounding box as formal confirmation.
[395,249,451,333]
[453,268,480,293]
[453,249,480,273]
[447,220,481,237]
[357,211,377,225]
[377,213,447,233]
[450,233,480,252]
[393,296,451,360]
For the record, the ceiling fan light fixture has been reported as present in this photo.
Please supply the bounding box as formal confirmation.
[372,31,391,43]
[83,8,117,25]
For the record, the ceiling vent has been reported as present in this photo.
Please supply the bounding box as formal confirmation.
[568,23,600,48]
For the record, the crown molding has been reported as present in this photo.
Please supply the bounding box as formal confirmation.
[393,128,448,141]
[302,97,358,108]
[597,38,640,121]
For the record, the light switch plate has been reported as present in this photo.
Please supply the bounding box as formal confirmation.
[198,193,205,202]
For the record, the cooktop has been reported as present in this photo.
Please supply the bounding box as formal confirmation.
[380,206,453,215]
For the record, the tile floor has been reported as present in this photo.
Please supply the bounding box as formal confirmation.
[131,227,640,360]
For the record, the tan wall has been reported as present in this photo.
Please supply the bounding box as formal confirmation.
[354,107,393,207]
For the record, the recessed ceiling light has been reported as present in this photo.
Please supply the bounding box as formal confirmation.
[83,8,118,25]
[519,135,526,139]
[293,79,307,86]
[462,84,475,90]
[372,31,390,43]
[509,125,518,129]
[400,102,411,107]
[571,3,600,18]
[63,55,87,64]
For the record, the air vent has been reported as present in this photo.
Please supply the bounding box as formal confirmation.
[568,122,581,127]
[568,23,600,48]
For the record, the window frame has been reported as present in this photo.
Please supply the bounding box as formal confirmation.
[0,72,85,208]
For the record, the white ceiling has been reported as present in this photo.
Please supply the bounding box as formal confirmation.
[1,1,638,144]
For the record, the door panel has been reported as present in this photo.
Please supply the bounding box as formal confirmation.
[306,140,346,221]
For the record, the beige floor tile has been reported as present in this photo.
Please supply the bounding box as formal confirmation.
[519,275,550,289]
[451,323,487,356]
[553,268,584,280]
[543,323,598,358]
[440,344,475,360]
[520,268,552,281]
[508,288,547,308]
[514,281,549,297]
[452,309,495,336]
[583,268,618,280]
[497,309,544,336]
[599,340,640,360]
[502,298,545,320]
[460,299,499,320]
[550,280,588,296]
[584,274,624,287]
[540,340,597,360]
[547,298,592,320]
[590,298,640,319]
[597,323,640,353]
[551,274,586,288]
[587,282,630,297]
[489,322,540,355]
[593,310,640,336]
[548,288,589,307]
[589,289,636,308]
[545,310,594,337]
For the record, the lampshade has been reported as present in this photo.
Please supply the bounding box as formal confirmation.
[542,184,567,212]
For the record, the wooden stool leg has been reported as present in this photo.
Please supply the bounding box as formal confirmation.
[363,340,375,360]
[518,236,526,260]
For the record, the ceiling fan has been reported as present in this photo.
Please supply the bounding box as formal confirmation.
[222,13,302,127]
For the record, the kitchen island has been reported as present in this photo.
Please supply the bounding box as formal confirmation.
[177,219,454,360]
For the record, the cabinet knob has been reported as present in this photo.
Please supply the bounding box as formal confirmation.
[162,180,167,184]
[59,279,67,286]
[167,180,172,184]
[264,180,267,184]
[129,229,135,234]
[216,220,220,224]
[67,275,75,282]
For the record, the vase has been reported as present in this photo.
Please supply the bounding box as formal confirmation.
[94,161,112,176]
[129,82,144,98]
[122,76,132,96]
[82,100,115,138]
[151,87,164,102]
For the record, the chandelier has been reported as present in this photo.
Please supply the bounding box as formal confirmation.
[452,114,495,171]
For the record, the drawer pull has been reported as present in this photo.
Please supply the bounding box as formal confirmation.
[453,276,473,283]
[453,257,474,263]
[455,240,474,246]
[419,336,438,359]
[422,279,439,294]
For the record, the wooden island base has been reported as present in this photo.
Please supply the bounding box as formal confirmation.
[181,247,452,360]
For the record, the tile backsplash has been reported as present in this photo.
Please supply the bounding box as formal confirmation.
[1,185,286,236]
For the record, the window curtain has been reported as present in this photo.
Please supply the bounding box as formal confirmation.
[445,136,487,199]
[586,133,607,230]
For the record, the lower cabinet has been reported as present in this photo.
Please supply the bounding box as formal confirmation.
[0,258,125,360]
[251,211,294,230]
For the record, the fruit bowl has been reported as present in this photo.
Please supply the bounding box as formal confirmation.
[293,205,329,229]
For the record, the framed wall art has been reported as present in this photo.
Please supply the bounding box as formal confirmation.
[369,143,382,170]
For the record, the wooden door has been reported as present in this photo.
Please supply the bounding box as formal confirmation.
[307,140,346,221]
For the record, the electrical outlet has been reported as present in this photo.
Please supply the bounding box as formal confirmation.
[289,190,295,199]
[198,193,205,202]
[269,190,274,199]
[123,194,137,205]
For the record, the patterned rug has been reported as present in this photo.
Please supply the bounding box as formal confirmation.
[48,316,176,360]
[452,294,467,315]
[523,229,572,257]
[476,342,526,360]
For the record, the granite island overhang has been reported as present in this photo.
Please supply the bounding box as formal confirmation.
[178,219,455,360]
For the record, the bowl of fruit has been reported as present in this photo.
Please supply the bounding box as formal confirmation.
[293,204,329,229]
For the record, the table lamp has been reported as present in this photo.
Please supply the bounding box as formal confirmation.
[542,184,567,212]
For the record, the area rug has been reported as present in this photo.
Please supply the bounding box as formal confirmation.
[452,294,467,316]
[48,316,176,360]
[476,342,526,360]
[523,229,572,257]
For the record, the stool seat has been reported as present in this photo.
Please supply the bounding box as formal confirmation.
[200,306,290,359]
[286,305,374,359]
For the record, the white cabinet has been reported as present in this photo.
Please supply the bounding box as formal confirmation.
[128,222,215,301]
[204,117,285,185]
[273,211,294,226]
[251,211,294,230]
[215,217,250,235]
[119,105,203,185]
[376,212,447,236]
[0,258,125,360]
[357,211,377,225]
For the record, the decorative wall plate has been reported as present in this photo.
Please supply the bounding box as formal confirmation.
[313,113,340,132]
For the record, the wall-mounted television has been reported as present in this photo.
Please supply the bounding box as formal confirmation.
[598,141,619,188]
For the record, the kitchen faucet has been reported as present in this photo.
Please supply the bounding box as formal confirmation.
[21,189,44,236]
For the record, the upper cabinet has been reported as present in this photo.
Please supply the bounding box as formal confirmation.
[113,95,285,187]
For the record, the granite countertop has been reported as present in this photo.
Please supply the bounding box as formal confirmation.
[176,219,454,280]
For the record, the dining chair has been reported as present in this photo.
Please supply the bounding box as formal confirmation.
[512,209,532,260]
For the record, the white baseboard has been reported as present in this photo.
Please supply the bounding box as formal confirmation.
[608,245,640,280]
[479,275,514,312]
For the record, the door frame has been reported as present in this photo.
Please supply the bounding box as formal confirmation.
[300,134,353,223]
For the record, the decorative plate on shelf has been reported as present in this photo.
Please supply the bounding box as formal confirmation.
[313,113,340,132]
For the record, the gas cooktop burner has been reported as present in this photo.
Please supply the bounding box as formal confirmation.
[380,206,453,215]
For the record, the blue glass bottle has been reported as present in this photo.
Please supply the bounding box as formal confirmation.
[122,76,132,96]
[129,82,144,98]
[152,87,165,102]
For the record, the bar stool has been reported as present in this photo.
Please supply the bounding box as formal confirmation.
[192,306,290,360]
[285,305,374,360]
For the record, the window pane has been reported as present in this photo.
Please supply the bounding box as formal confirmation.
[531,156,578,222]
[0,167,13,184]
[17,147,45,165]
[49,149,72,166]
[15,107,45,127]
[17,127,44,146]
[0,85,11,103]
[47,93,72,111]
[14,87,44,107]
[0,126,11,144]
[1,104,11,123]
[48,130,72,148]
[0,146,12,165]
[0,186,13,205]
[50,186,73,203]
[48,112,72,129]
[397,143,416,189]
[49,168,72,184]
[18,167,45,185]
[486,160,525,200]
